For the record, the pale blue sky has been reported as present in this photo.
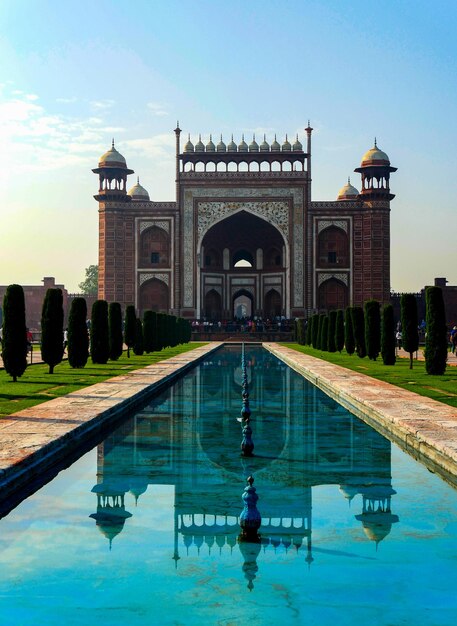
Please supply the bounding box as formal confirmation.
[0,0,456,292]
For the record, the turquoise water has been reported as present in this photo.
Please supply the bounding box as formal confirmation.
[0,345,457,625]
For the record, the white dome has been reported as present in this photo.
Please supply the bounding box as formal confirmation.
[128,178,150,201]
[99,140,127,167]
[337,178,359,200]
[361,141,390,166]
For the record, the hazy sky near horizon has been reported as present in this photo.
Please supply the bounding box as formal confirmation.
[0,0,456,292]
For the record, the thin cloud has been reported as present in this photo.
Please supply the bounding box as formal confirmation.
[147,102,169,117]
[90,99,115,110]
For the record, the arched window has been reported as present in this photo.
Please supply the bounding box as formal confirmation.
[139,278,169,314]
[204,289,222,320]
[264,289,282,318]
[233,249,254,268]
[264,247,282,269]
[139,226,170,268]
[317,226,349,268]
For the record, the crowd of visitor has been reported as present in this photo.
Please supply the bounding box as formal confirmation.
[191,316,294,333]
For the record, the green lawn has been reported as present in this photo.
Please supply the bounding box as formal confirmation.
[282,343,457,409]
[0,343,206,418]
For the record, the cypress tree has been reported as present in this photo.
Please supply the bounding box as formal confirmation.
[2,284,27,382]
[321,316,329,351]
[133,318,144,355]
[41,288,64,374]
[381,304,396,365]
[327,311,337,352]
[424,286,448,375]
[143,310,154,353]
[156,313,164,350]
[344,307,355,355]
[316,314,325,350]
[351,306,366,358]
[365,300,381,361]
[90,299,109,364]
[124,305,136,358]
[335,309,345,353]
[68,297,89,368]
[400,293,419,370]
[108,302,123,361]
[150,311,160,351]
[305,318,313,345]
[312,314,319,349]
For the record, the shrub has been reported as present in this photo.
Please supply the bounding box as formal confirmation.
[424,286,448,375]
[143,310,154,353]
[381,304,396,365]
[311,314,319,349]
[316,314,325,350]
[327,311,337,352]
[124,305,136,358]
[344,307,355,355]
[400,293,419,370]
[133,318,144,355]
[41,288,64,374]
[90,300,109,364]
[68,297,89,368]
[108,302,123,361]
[2,284,27,382]
[365,300,381,361]
[335,310,345,353]
[351,306,366,358]
[321,316,329,351]
[305,318,312,345]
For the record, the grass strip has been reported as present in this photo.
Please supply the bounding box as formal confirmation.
[0,343,206,418]
[282,343,457,409]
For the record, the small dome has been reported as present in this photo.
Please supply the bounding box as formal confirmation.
[292,134,303,151]
[361,140,390,166]
[260,134,270,152]
[227,135,237,152]
[206,134,216,152]
[249,134,259,152]
[337,177,359,201]
[282,134,291,151]
[184,134,194,153]
[271,134,280,151]
[217,135,226,152]
[238,134,248,152]
[128,177,150,201]
[195,134,205,152]
[99,140,127,167]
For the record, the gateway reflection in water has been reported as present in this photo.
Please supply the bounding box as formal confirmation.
[89,346,399,571]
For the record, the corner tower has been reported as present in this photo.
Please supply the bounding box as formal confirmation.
[93,141,134,303]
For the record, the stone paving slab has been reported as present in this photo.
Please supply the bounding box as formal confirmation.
[264,343,457,486]
[0,343,222,499]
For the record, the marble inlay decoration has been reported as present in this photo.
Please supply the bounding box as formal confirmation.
[317,220,348,234]
[317,272,348,287]
[139,220,170,234]
[139,272,169,286]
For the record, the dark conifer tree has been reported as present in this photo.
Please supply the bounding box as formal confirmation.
[327,311,337,352]
[400,293,419,370]
[424,286,448,375]
[351,306,366,358]
[124,305,136,358]
[2,284,27,382]
[321,316,329,351]
[335,309,345,353]
[108,302,123,361]
[344,307,355,356]
[143,310,154,353]
[90,299,109,364]
[365,300,381,361]
[312,314,319,349]
[381,304,396,365]
[133,318,144,355]
[41,288,64,374]
[316,314,325,350]
[68,297,89,368]
[305,318,313,345]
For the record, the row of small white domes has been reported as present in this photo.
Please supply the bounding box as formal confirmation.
[99,138,391,169]
[184,134,303,153]
[126,177,360,202]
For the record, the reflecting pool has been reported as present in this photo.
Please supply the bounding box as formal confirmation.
[1,346,457,625]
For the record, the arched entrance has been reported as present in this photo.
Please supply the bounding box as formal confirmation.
[233,289,253,319]
[199,210,288,319]
[264,288,282,318]
[318,278,348,311]
[139,278,169,314]
[204,289,222,320]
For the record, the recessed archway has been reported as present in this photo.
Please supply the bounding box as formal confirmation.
[233,289,253,319]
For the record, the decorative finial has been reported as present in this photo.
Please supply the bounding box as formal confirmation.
[112,138,115,148]
[221,133,223,141]
[308,119,310,127]
[286,133,288,140]
[231,133,234,140]
[275,133,277,140]
[137,176,139,184]
[188,133,190,140]
[374,137,377,147]
[199,133,201,140]
[210,133,212,140]
[177,120,180,128]
[264,133,266,141]
[348,176,350,184]
[296,133,299,140]
[253,133,255,141]
[242,133,245,140]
